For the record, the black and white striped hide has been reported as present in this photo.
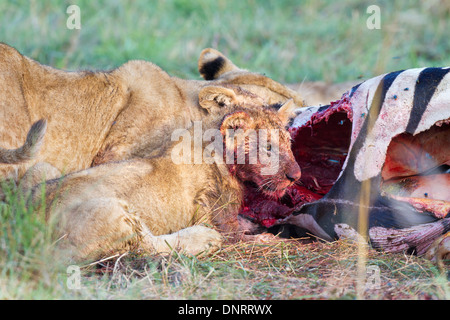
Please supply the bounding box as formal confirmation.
[281,67,450,255]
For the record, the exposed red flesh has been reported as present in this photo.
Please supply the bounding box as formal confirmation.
[388,194,450,219]
[381,123,450,219]
[289,111,352,195]
[382,124,450,181]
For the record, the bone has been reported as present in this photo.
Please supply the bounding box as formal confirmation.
[369,218,450,255]
[334,223,367,245]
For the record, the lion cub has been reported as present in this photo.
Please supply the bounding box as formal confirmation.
[32,100,300,262]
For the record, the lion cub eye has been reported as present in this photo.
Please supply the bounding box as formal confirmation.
[266,144,272,151]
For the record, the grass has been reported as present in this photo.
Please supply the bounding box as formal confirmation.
[0,181,448,300]
[0,0,449,300]
[1,1,449,83]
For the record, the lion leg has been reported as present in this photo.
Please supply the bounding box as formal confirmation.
[56,197,222,262]
[57,197,145,262]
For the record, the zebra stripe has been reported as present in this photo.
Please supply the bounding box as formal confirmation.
[352,68,423,181]
[352,67,450,181]
[376,70,405,114]
[348,82,362,98]
[406,67,450,134]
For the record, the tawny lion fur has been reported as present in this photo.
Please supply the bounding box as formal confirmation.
[0,43,304,184]
[30,100,300,262]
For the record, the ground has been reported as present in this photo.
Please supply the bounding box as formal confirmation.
[85,239,448,300]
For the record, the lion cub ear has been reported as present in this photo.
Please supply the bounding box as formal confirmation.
[199,86,238,112]
[220,111,253,135]
[198,48,241,80]
[277,99,298,125]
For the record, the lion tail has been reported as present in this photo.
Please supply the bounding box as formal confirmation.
[0,119,47,164]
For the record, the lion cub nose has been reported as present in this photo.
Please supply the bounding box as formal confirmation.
[285,165,301,182]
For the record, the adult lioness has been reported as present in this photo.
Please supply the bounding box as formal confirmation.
[0,43,303,183]
[30,99,300,262]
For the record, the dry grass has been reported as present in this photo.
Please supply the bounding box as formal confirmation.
[69,237,449,300]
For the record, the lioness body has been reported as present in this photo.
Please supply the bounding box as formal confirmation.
[0,43,303,181]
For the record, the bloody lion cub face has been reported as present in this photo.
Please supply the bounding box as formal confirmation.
[220,100,301,198]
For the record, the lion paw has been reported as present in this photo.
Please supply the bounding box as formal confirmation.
[176,225,223,256]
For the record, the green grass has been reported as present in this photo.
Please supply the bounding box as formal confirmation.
[1,0,449,83]
[0,0,449,300]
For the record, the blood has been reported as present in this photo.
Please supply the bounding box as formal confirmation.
[239,100,353,227]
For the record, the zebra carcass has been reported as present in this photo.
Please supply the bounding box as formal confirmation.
[240,67,450,260]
